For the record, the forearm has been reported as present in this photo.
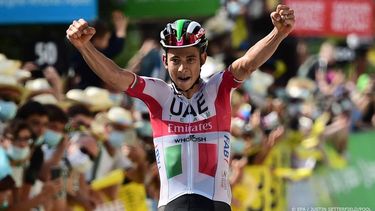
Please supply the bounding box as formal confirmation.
[46,144,65,167]
[244,28,285,71]
[78,42,132,91]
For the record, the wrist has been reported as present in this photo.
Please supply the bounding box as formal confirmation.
[77,41,94,53]
[272,27,289,40]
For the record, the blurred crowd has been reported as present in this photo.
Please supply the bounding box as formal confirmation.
[1,0,375,210]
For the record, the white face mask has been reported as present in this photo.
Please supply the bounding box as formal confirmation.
[67,148,93,174]
[0,100,17,122]
[44,129,63,148]
[227,1,241,16]
[108,130,126,148]
[109,130,137,148]
[7,145,30,161]
[34,135,45,146]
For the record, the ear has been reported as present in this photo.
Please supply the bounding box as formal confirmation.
[200,52,207,67]
[162,54,168,69]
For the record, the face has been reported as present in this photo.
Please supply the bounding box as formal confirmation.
[13,129,32,148]
[163,47,206,97]
[70,114,92,131]
[48,121,66,134]
[26,114,49,137]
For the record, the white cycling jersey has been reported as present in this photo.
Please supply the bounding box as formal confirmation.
[126,68,242,207]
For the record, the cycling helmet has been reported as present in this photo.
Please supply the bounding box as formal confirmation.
[160,19,208,52]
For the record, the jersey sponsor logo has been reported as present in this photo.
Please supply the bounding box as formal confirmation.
[155,145,161,170]
[169,93,209,118]
[174,135,207,143]
[167,122,213,134]
[223,135,230,164]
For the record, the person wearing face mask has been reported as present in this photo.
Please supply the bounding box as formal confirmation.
[33,104,70,210]
[0,100,18,123]
[66,103,95,135]
[67,4,295,210]
[80,107,135,184]
[13,101,51,201]
[0,95,20,135]
[0,119,62,210]
[105,107,137,148]
[43,104,68,162]
[0,76,24,127]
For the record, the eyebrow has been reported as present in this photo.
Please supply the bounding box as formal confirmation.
[186,55,197,59]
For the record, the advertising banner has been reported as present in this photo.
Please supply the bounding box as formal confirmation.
[0,0,97,24]
[284,0,374,37]
[123,0,220,19]
[309,131,375,209]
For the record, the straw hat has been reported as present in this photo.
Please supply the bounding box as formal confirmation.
[25,78,51,91]
[90,106,133,138]
[66,87,114,112]
[286,77,316,99]
[0,55,31,80]
[107,106,133,127]
[31,93,59,105]
[0,75,26,104]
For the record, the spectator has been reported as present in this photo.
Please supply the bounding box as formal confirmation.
[70,11,128,89]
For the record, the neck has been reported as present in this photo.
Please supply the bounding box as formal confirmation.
[172,78,201,99]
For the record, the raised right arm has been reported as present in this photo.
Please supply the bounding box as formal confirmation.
[66,19,135,91]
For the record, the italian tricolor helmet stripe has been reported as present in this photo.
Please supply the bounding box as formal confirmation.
[175,19,187,42]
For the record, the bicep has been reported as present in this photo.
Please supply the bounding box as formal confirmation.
[116,69,136,92]
[230,57,255,81]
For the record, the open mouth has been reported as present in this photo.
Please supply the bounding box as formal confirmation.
[178,76,191,81]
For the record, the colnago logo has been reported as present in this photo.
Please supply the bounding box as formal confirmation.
[167,122,213,133]
[174,135,207,143]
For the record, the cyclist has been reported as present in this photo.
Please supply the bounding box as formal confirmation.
[66,4,295,211]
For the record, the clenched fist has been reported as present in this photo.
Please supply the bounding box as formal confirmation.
[66,19,96,49]
[270,4,295,37]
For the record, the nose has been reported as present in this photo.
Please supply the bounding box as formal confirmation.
[178,61,187,73]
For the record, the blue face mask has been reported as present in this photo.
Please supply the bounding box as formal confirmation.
[231,138,246,155]
[44,129,63,148]
[137,121,153,137]
[6,145,30,161]
[0,100,17,122]
[108,130,126,148]
[227,2,241,16]
[0,147,12,180]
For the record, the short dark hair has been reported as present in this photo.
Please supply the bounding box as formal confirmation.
[67,104,93,118]
[5,119,35,141]
[15,101,47,120]
[44,104,68,124]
